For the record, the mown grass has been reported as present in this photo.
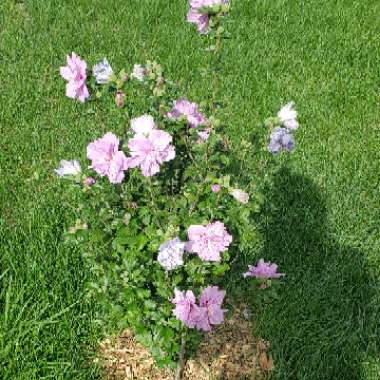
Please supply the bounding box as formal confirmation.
[0,0,379,379]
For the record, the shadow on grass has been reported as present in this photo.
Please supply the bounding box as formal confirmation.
[256,167,380,380]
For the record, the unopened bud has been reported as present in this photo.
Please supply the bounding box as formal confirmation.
[115,91,125,108]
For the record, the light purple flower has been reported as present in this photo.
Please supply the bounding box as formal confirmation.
[230,189,249,204]
[268,127,295,153]
[187,0,229,34]
[157,238,186,271]
[186,221,232,262]
[125,129,175,177]
[131,64,145,82]
[195,286,227,332]
[187,8,210,34]
[211,184,221,193]
[197,128,210,141]
[87,132,129,184]
[93,58,113,84]
[60,52,89,103]
[130,114,156,136]
[278,101,298,130]
[243,259,285,279]
[167,99,207,128]
[55,159,81,177]
[172,289,199,328]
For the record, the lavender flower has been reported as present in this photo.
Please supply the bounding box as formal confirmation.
[93,58,113,84]
[268,127,295,153]
[55,160,81,177]
[157,238,186,271]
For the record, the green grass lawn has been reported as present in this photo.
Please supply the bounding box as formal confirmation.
[1,0,379,379]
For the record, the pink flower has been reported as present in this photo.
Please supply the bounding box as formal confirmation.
[172,289,199,328]
[186,221,232,262]
[187,8,210,34]
[125,129,175,177]
[243,259,285,279]
[187,0,229,34]
[60,52,89,103]
[196,286,227,332]
[211,184,221,193]
[167,99,206,128]
[87,132,129,184]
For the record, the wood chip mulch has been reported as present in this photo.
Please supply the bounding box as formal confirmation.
[98,306,274,380]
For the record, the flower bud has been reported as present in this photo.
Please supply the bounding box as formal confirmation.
[127,201,138,209]
[115,91,125,108]
[84,177,96,186]
[211,184,221,193]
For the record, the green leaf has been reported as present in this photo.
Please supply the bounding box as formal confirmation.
[212,263,230,276]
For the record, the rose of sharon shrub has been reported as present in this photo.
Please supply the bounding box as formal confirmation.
[58,2,292,369]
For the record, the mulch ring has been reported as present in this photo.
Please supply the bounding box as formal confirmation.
[98,305,274,380]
